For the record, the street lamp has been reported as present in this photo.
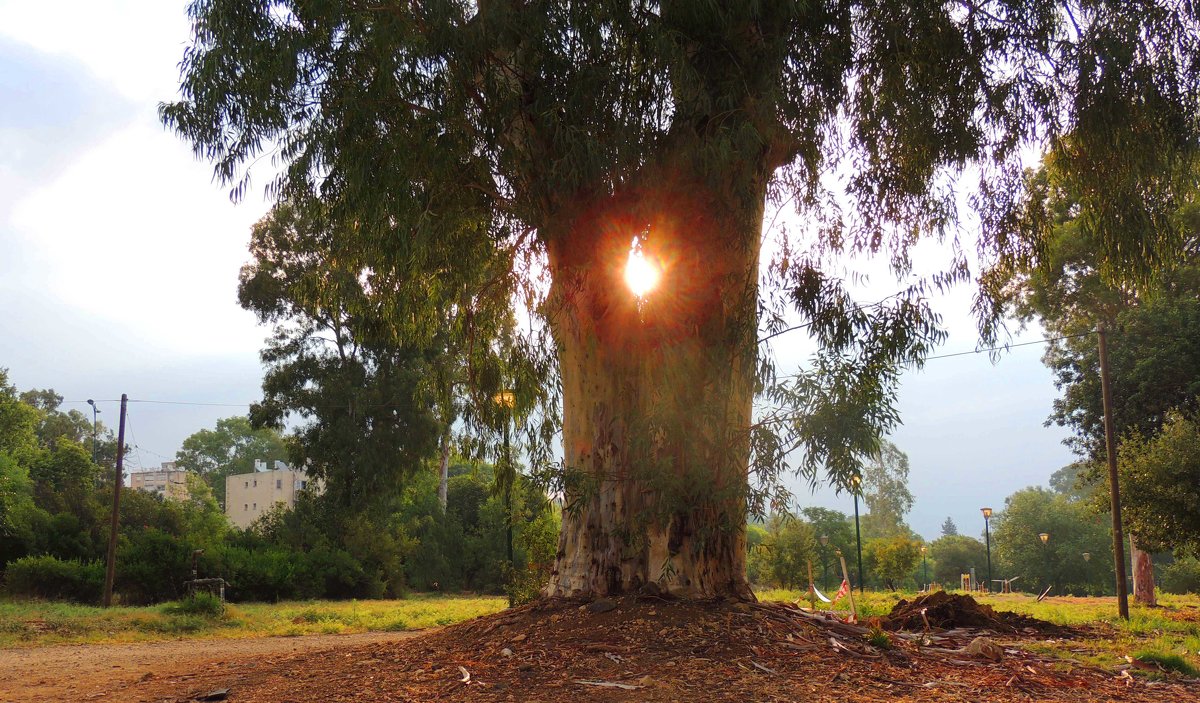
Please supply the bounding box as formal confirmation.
[493,390,516,596]
[1039,532,1051,593]
[86,399,100,463]
[819,534,830,591]
[1082,552,1091,562]
[981,507,993,593]
[920,545,928,590]
[851,474,864,595]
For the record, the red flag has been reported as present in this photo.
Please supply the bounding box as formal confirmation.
[831,579,850,604]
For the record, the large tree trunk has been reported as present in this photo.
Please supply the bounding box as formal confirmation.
[1130,533,1156,607]
[542,168,766,600]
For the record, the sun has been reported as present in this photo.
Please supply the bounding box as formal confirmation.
[624,244,660,298]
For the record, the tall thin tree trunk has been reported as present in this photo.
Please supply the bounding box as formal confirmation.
[437,427,451,511]
[1130,533,1156,606]
[542,170,766,600]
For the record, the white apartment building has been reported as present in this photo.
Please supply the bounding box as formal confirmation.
[130,462,192,501]
[224,460,316,529]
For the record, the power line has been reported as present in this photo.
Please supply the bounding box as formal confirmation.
[921,331,1094,361]
[63,333,1096,411]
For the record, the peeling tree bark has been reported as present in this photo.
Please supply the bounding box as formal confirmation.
[541,169,767,601]
[1130,533,1156,607]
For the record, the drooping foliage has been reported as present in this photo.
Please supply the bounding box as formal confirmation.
[1004,162,1200,459]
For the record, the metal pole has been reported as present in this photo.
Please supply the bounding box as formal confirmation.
[853,492,864,594]
[1097,323,1130,620]
[984,516,992,592]
[504,419,514,576]
[87,400,98,463]
[102,393,127,607]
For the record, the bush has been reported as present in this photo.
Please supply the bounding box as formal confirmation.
[116,528,193,605]
[163,591,225,618]
[217,546,298,602]
[1160,558,1200,595]
[4,555,104,602]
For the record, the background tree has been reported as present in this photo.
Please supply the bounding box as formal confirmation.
[1117,411,1200,556]
[754,513,819,590]
[859,441,915,539]
[239,201,532,513]
[175,416,288,509]
[165,1,1200,599]
[928,534,987,587]
[864,536,922,591]
[940,517,958,537]
[992,488,1114,596]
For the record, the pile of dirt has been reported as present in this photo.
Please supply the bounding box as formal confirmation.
[882,591,1058,633]
[128,596,1187,703]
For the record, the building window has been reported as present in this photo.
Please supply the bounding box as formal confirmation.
[252,502,257,510]
[244,481,249,488]
[253,480,257,487]
[276,479,282,489]
[244,504,248,511]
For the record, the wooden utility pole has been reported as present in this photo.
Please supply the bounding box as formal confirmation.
[102,394,127,607]
[1097,324,1129,619]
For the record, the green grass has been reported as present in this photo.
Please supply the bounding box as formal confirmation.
[0,594,506,648]
[757,588,1200,679]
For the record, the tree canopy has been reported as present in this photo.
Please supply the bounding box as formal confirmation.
[1117,411,1200,555]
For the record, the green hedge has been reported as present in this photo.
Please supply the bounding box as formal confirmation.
[5,555,104,603]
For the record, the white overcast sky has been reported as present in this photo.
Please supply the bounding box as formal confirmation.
[0,1,1076,541]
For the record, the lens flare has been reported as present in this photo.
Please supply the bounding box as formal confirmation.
[624,246,660,297]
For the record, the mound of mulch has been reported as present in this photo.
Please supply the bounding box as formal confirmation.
[882,592,1059,633]
[125,595,1196,703]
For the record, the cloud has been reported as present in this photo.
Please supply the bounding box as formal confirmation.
[0,36,137,203]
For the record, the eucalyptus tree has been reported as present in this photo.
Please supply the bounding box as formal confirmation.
[164,1,1199,599]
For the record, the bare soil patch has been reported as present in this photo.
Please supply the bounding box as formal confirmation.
[123,596,1195,702]
[0,630,419,703]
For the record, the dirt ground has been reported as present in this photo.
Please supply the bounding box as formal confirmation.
[22,596,1192,703]
[0,631,420,703]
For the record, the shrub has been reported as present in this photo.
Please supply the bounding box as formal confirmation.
[1160,558,1200,595]
[4,555,103,602]
[216,546,298,602]
[163,591,225,618]
[116,528,192,605]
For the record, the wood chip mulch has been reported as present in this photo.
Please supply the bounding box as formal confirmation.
[133,597,1199,702]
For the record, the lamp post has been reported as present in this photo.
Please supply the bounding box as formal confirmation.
[920,545,928,590]
[852,474,864,594]
[86,399,100,463]
[1039,532,1051,593]
[981,507,993,593]
[819,534,829,591]
[1082,552,1090,562]
[494,390,516,596]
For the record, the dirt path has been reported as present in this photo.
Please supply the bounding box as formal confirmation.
[0,631,422,703]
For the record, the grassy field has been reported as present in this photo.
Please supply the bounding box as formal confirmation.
[5,588,1200,679]
[0,594,506,648]
[759,588,1200,677]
